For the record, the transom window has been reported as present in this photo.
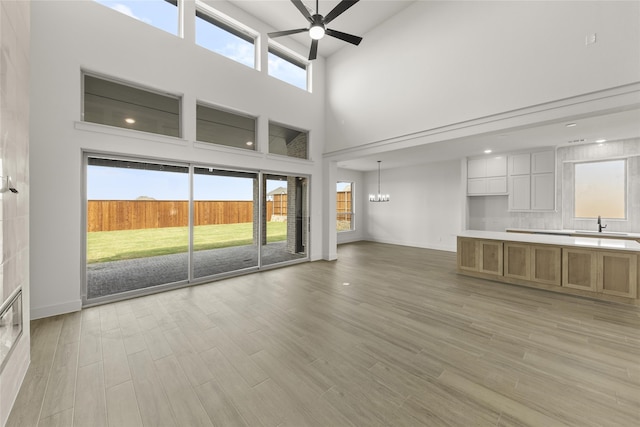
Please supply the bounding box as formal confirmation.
[94,0,179,35]
[268,44,308,91]
[268,122,308,160]
[196,2,257,68]
[83,74,181,138]
[196,104,256,151]
[574,159,626,219]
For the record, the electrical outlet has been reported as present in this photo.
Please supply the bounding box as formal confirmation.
[585,33,597,45]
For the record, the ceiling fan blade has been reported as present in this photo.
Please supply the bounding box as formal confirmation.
[309,39,319,60]
[291,0,313,23]
[268,28,308,38]
[323,0,360,25]
[325,28,362,45]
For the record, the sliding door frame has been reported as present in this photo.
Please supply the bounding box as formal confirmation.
[82,151,310,307]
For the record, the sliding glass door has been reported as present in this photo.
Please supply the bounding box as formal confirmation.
[86,157,189,300]
[192,167,259,278]
[262,174,308,267]
[85,155,309,303]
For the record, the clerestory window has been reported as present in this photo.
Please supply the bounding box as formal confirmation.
[94,0,179,36]
[196,2,257,69]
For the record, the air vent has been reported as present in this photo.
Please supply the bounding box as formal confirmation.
[567,138,586,144]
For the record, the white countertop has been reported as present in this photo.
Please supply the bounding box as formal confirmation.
[506,228,640,239]
[459,230,640,252]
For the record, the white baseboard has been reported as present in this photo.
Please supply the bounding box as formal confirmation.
[31,299,82,320]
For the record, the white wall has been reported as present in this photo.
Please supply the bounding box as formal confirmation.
[336,168,364,244]
[325,0,640,152]
[0,0,30,425]
[363,160,463,252]
[29,0,326,319]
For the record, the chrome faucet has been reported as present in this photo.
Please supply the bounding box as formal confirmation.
[597,215,607,233]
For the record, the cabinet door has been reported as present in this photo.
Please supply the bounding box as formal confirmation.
[509,175,531,210]
[457,238,478,271]
[509,153,531,176]
[467,159,486,178]
[467,178,486,195]
[479,240,503,275]
[504,243,530,280]
[485,156,507,177]
[530,245,561,286]
[597,251,638,298]
[531,150,555,174]
[531,173,555,210]
[562,248,597,291]
[486,177,507,194]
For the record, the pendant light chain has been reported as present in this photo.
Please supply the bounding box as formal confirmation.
[369,160,390,202]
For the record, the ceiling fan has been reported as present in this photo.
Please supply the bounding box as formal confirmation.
[268,0,363,60]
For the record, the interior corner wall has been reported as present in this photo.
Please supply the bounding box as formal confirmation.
[325,0,640,152]
[336,168,364,244]
[29,0,326,319]
[364,160,462,252]
[0,0,30,425]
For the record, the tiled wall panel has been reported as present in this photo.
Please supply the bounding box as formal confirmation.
[0,0,30,425]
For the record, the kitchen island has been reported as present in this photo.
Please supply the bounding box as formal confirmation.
[457,230,640,305]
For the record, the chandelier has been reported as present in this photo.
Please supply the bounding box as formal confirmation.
[369,161,390,202]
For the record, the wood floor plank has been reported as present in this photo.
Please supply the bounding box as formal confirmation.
[101,328,131,389]
[37,408,73,427]
[105,381,143,427]
[5,317,64,427]
[127,350,177,427]
[154,355,213,427]
[7,242,640,427]
[194,380,249,427]
[39,341,79,418]
[73,361,107,427]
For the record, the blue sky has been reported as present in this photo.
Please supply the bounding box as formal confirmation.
[88,166,288,200]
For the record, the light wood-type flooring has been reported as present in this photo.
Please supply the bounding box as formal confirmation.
[7,242,640,426]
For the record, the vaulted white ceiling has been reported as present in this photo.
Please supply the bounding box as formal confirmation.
[228,1,640,171]
[230,0,416,58]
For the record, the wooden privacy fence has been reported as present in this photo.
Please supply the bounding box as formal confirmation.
[336,190,352,221]
[88,200,279,232]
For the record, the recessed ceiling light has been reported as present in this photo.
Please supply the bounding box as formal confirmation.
[246,141,253,146]
[125,118,136,124]
[484,149,492,154]
[565,123,577,127]
[595,138,607,143]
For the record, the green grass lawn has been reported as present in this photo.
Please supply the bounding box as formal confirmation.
[87,222,287,263]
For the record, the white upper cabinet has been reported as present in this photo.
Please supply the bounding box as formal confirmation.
[509,153,531,175]
[485,156,507,177]
[507,149,556,211]
[532,150,555,174]
[510,174,531,210]
[467,158,487,178]
[467,156,507,195]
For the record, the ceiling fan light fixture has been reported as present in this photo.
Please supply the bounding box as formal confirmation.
[309,24,325,40]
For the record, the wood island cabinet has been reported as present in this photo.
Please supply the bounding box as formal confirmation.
[504,242,530,280]
[562,248,597,292]
[457,238,503,276]
[504,243,561,285]
[562,248,638,298]
[530,245,562,286]
[598,251,638,298]
[458,234,640,305]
